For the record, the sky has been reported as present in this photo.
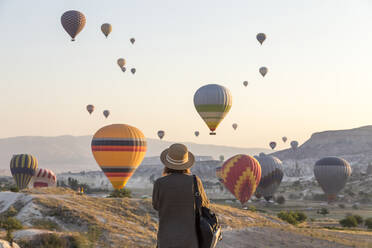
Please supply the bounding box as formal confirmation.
[1,0,372,149]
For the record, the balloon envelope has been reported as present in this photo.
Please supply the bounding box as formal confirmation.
[91,124,147,189]
[215,166,224,183]
[130,38,135,44]
[269,142,276,150]
[256,33,266,45]
[259,67,268,77]
[10,154,38,189]
[221,155,261,204]
[282,136,287,143]
[194,131,199,137]
[232,123,238,130]
[290,141,299,151]
[117,58,125,68]
[31,168,57,188]
[243,81,248,87]
[254,153,283,200]
[103,110,110,118]
[194,84,232,135]
[157,130,165,139]
[131,68,136,74]
[314,157,351,201]
[101,23,112,38]
[86,105,94,114]
[61,10,86,41]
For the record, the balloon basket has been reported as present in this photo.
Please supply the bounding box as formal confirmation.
[210,132,216,135]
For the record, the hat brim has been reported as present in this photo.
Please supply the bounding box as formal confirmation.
[160,148,195,170]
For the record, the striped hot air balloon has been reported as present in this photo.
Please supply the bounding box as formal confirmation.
[314,157,351,202]
[61,10,86,41]
[221,155,261,204]
[10,154,38,190]
[31,168,57,188]
[91,124,147,190]
[254,153,283,201]
[194,84,232,135]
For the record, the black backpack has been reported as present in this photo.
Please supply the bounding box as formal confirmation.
[193,175,222,248]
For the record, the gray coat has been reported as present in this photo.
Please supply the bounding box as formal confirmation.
[152,173,210,248]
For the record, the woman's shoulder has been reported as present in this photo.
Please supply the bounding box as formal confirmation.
[155,173,193,184]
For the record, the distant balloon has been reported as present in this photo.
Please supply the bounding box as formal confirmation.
[290,140,299,151]
[256,33,266,45]
[215,166,224,183]
[194,84,232,135]
[314,157,351,202]
[121,67,126,73]
[282,136,287,143]
[259,67,268,77]
[221,154,261,204]
[91,124,147,189]
[61,10,86,41]
[10,154,38,190]
[194,131,200,137]
[269,142,276,150]
[157,130,165,140]
[232,123,238,130]
[243,81,248,87]
[103,110,110,118]
[130,38,135,44]
[219,155,224,162]
[254,153,283,201]
[131,68,136,74]
[31,168,57,188]
[86,105,94,114]
[117,58,126,68]
[101,23,112,38]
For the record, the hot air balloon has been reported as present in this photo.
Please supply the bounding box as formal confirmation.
[31,168,57,188]
[254,153,283,201]
[220,155,261,204]
[282,136,287,143]
[314,157,351,202]
[61,10,86,41]
[117,58,126,68]
[194,131,199,137]
[290,140,299,151]
[194,84,232,135]
[259,67,268,77]
[232,123,238,130]
[131,68,136,74]
[86,105,94,114]
[91,124,147,189]
[219,155,224,162]
[157,130,165,140]
[256,33,266,45]
[215,166,224,183]
[10,154,38,190]
[121,67,126,72]
[103,110,110,118]
[243,81,248,87]
[269,142,276,150]
[101,23,112,38]
[130,38,135,44]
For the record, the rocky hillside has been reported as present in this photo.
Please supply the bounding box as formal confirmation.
[1,188,371,248]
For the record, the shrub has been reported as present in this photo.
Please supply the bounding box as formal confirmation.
[0,217,23,243]
[246,205,256,212]
[338,204,346,209]
[365,218,372,229]
[275,195,285,205]
[317,208,329,216]
[277,211,307,225]
[31,219,60,231]
[3,206,18,218]
[339,216,358,228]
[353,215,363,225]
[10,187,19,192]
[352,204,359,210]
[295,212,307,222]
[107,188,131,198]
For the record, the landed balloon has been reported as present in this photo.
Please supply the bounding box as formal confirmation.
[314,157,351,202]
[86,104,94,114]
[91,124,147,189]
[259,67,268,77]
[269,142,276,150]
[254,153,283,201]
[194,131,199,137]
[157,130,165,140]
[130,38,135,44]
[194,84,232,135]
[103,110,110,118]
[243,81,248,87]
[290,140,299,151]
[282,136,287,143]
[256,33,266,45]
[131,68,136,74]
[101,23,112,38]
[117,58,126,68]
[221,155,261,204]
[31,168,57,188]
[10,154,38,190]
[232,123,238,130]
[61,10,86,41]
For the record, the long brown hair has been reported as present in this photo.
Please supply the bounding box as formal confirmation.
[162,167,191,176]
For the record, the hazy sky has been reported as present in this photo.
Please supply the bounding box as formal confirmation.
[1,0,372,149]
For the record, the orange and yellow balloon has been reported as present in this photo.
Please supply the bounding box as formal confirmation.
[91,124,147,189]
[221,155,261,204]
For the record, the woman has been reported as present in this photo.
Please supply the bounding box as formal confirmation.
[153,143,210,248]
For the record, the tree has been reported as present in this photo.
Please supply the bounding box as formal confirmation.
[365,218,372,229]
[353,215,363,225]
[317,208,329,216]
[0,217,23,244]
[107,188,131,198]
[339,216,358,228]
[275,195,285,205]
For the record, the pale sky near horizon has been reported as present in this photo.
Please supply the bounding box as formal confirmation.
[1,0,372,149]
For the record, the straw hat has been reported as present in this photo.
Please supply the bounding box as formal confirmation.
[160,143,195,170]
